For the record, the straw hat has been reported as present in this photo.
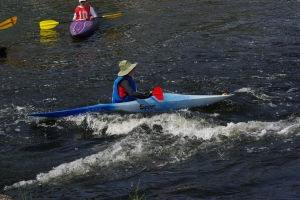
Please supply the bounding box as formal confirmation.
[118,60,137,76]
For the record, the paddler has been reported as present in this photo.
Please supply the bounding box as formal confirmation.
[112,60,153,103]
[73,0,98,21]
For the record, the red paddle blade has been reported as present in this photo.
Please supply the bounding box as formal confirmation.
[152,87,164,100]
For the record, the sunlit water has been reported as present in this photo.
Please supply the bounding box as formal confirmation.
[1,0,300,199]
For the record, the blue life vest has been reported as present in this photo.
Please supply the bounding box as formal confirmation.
[112,76,137,103]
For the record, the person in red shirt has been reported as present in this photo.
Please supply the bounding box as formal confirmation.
[73,0,98,21]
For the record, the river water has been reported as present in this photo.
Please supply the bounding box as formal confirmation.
[1,0,300,199]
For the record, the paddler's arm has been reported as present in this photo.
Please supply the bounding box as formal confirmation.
[72,13,77,21]
[119,79,152,99]
[89,6,98,20]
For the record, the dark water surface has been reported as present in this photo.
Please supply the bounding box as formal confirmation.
[1,0,300,199]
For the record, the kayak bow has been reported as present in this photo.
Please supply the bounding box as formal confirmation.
[70,18,100,38]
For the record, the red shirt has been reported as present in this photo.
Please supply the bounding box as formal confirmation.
[75,5,91,20]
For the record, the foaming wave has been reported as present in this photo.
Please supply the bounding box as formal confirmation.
[4,139,138,190]
[5,113,299,190]
[67,112,300,140]
[143,113,300,139]
[66,112,222,138]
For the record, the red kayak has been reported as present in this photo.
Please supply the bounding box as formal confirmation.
[69,18,100,38]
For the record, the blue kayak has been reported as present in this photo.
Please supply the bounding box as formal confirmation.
[27,93,234,118]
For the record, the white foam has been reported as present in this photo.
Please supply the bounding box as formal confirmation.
[67,113,300,140]
[235,87,271,101]
[235,87,253,93]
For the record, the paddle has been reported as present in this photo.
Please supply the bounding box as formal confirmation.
[152,87,164,100]
[0,16,17,30]
[39,12,122,30]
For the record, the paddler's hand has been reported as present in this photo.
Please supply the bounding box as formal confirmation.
[90,16,95,20]
[146,92,153,98]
